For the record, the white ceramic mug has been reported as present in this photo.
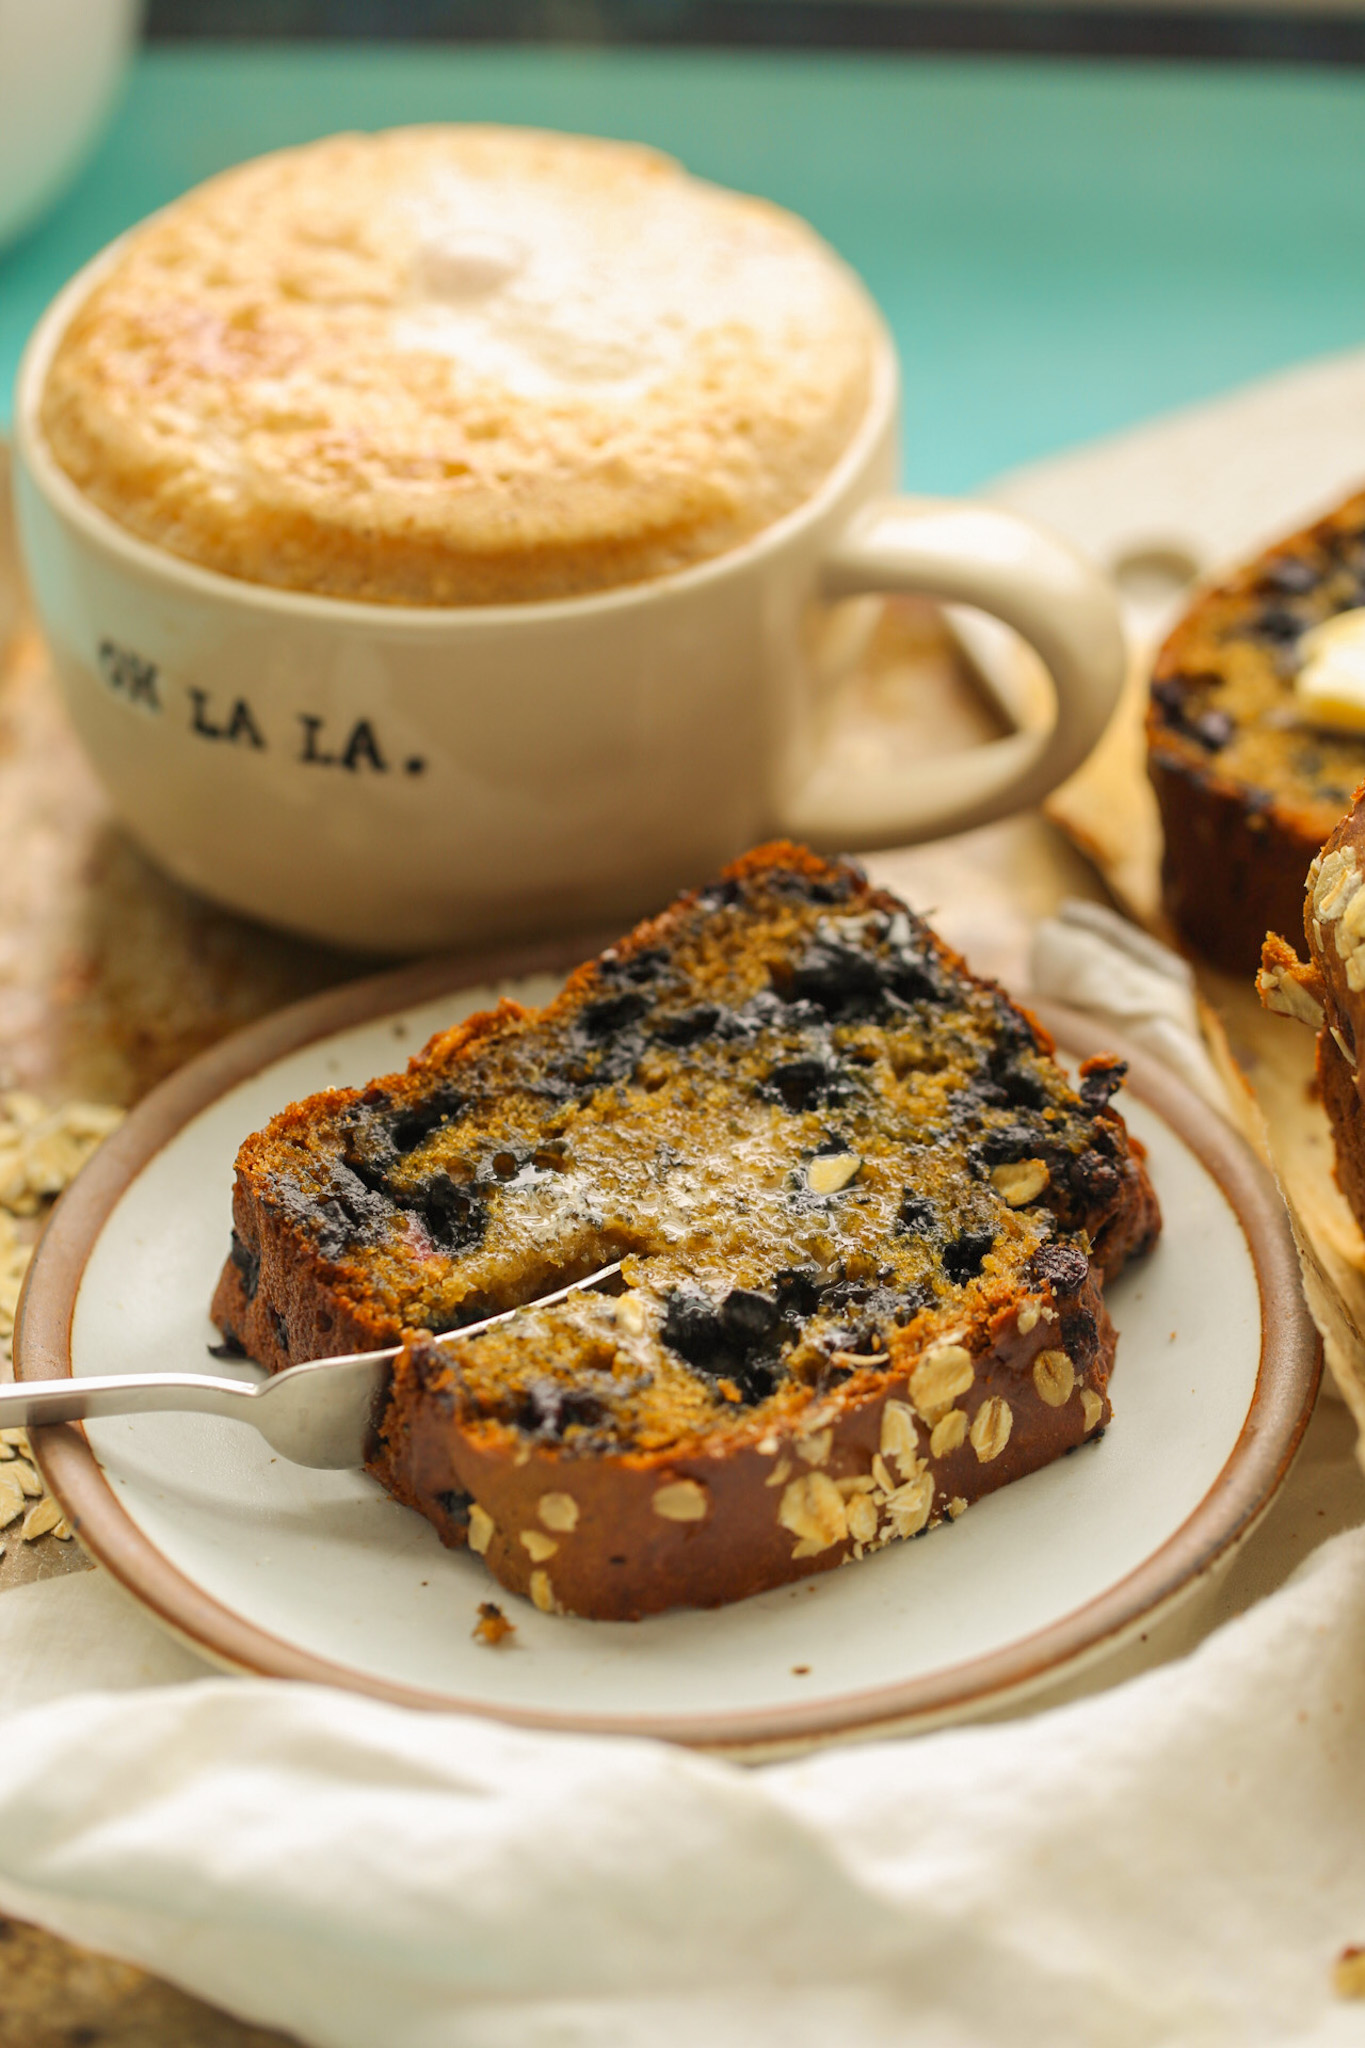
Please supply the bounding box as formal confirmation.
[0,0,142,249]
[14,251,1124,954]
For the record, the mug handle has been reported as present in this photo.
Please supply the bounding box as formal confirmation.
[773,495,1126,848]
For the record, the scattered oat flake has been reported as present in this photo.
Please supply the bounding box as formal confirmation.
[473,1601,517,1647]
[0,1093,123,1218]
[20,1495,62,1541]
[0,1096,123,1374]
[1335,1947,1365,1999]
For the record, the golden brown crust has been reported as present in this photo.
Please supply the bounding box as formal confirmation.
[1148,492,1365,973]
[213,839,1159,1619]
[371,1269,1119,1621]
[1317,1024,1365,1235]
[1258,786,1365,1235]
[1148,749,1325,976]
[1304,791,1365,1236]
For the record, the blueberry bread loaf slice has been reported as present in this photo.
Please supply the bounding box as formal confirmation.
[1149,490,1365,973]
[213,842,1160,1620]
[1259,786,1365,1236]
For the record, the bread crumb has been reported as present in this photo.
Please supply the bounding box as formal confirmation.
[472,1601,516,1647]
[1335,1947,1365,1998]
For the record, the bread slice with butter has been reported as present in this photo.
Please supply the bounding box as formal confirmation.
[1148,489,1365,974]
[212,843,1159,1620]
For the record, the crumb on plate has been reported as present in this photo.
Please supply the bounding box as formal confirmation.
[1334,1946,1365,1999]
[473,1601,516,1648]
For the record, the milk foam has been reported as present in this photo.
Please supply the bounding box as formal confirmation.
[42,129,879,603]
[395,168,860,400]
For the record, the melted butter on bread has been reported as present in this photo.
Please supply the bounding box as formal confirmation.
[1297,609,1365,732]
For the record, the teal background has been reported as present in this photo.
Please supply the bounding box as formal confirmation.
[4,44,1365,490]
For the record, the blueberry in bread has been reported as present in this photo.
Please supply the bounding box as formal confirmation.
[1259,785,1365,1236]
[213,843,1160,1620]
[1148,490,1365,973]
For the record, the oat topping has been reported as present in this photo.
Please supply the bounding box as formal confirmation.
[1032,1350,1076,1408]
[1314,847,1360,924]
[806,1152,861,1196]
[651,1479,709,1521]
[1331,1026,1358,1070]
[846,1492,879,1545]
[795,1428,834,1467]
[929,1409,968,1456]
[989,1159,1050,1208]
[778,1470,848,1556]
[879,1399,921,1466]
[969,1397,1013,1463]
[909,1346,975,1424]
[537,1491,579,1532]
[1256,952,1325,1030]
[883,1469,934,1538]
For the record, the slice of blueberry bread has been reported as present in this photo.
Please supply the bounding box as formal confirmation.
[213,842,1159,1620]
[1259,785,1365,1236]
[1148,489,1365,973]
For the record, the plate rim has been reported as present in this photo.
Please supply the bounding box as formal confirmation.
[14,938,1321,1753]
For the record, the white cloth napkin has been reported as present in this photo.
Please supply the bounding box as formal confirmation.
[1,910,1363,2048]
[1029,899,1230,1113]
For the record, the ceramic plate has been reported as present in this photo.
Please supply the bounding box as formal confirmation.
[15,939,1318,1754]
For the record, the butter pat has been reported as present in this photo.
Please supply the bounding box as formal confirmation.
[1296,608,1365,732]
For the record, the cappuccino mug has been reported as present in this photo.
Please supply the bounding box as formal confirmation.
[14,133,1123,953]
